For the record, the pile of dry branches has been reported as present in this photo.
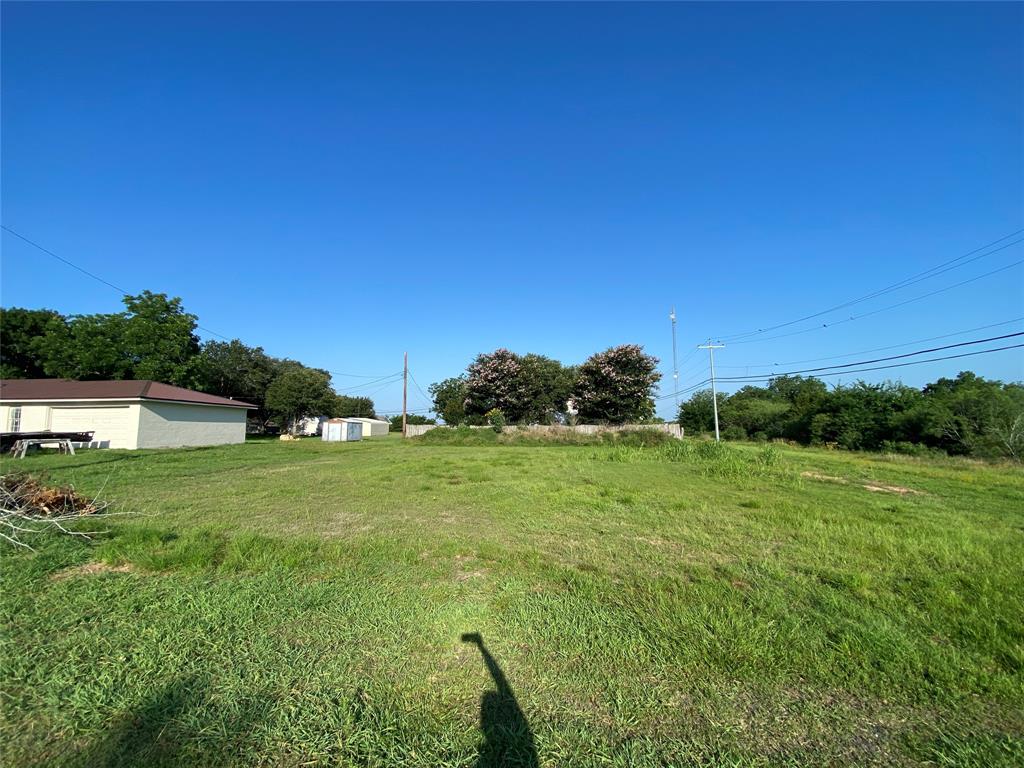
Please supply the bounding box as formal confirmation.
[1,472,113,550]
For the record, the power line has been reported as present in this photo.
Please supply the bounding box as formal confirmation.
[727,258,1024,346]
[2,225,130,294]
[2,224,397,380]
[1,224,228,342]
[717,343,1024,384]
[407,369,434,409]
[335,372,403,394]
[655,378,713,401]
[659,337,1024,401]
[716,332,1023,381]
[718,229,1024,342]
[715,317,1024,369]
[331,370,400,379]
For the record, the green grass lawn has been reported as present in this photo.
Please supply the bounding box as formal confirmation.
[1,435,1022,767]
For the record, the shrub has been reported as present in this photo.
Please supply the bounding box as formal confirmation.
[722,425,747,441]
[603,429,674,447]
[485,408,506,433]
[414,426,498,445]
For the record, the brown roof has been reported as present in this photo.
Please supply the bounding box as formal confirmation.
[0,379,256,409]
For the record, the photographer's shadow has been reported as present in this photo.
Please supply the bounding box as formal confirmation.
[461,632,539,768]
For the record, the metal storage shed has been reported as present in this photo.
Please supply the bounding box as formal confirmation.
[321,418,363,442]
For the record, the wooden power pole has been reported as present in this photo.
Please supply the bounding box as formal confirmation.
[402,351,408,437]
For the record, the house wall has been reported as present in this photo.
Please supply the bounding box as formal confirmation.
[136,402,247,449]
[1,403,50,433]
[0,401,142,449]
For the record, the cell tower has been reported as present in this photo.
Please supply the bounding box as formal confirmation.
[670,307,679,406]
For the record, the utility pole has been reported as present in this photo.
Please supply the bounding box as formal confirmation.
[698,340,724,441]
[670,307,679,407]
[402,351,408,437]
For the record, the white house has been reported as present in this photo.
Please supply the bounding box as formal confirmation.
[0,379,256,450]
[295,415,328,436]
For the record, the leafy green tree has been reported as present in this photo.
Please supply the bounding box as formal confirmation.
[573,345,661,424]
[463,349,576,424]
[720,386,791,439]
[677,389,728,435]
[519,354,575,424]
[389,414,436,432]
[121,292,201,385]
[766,376,828,443]
[0,307,64,378]
[921,372,1024,457]
[265,367,336,434]
[33,291,200,386]
[35,312,130,381]
[196,339,280,426]
[429,376,469,425]
[331,395,377,418]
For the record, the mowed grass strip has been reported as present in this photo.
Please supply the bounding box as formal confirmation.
[1,436,1022,767]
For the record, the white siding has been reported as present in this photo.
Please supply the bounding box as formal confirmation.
[1,403,50,432]
[49,404,140,449]
[1,402,142,448]
[136,401,247,449]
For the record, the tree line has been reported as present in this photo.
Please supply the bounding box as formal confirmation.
[0,294,378,431]
[677,373,1024,460]
[429,345,662,426]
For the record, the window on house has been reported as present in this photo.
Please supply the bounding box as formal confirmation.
[8,406,22,432]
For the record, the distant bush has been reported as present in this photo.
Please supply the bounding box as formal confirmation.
[722,425,747,441]
[879,440,945,458]
[677,372,1024,461]
[500,430,602,446]
[414,426,498,445]
[485,408,506,433]
[389,414,436,432]
[602,429,674,447]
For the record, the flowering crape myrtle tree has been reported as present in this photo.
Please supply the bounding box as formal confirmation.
[573,344,661,424]
[463,349,574,424]
[464,349,522,417]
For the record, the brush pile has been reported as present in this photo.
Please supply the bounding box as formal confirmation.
[1,472,111,549]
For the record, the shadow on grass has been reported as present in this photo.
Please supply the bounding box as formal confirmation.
[462,632,539,768]
[70,676,266,768]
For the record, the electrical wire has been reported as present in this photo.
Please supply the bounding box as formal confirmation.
[716,343,1023,384]
[715,332,1022,381]
[715,317,1024,369]
[335,373,403,393]
[2,224,399,380]
[407,369,433,407]
[718,229,1024,342]
[726,258,1024,346]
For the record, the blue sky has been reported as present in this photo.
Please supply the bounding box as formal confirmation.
[2,1,1022,418]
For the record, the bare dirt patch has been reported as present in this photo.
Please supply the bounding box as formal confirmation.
[801,471,922,496]
[453,553,487,582]
[863,483,922,496]
[50,562,135,581]
[801,471,849,485]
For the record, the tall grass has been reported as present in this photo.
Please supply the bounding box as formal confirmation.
[604,439,786,478]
